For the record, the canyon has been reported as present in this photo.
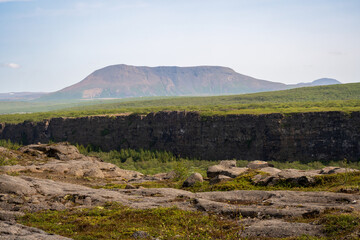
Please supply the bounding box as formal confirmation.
[1,111,359,162]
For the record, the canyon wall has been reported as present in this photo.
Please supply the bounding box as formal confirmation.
[0,111,359,161]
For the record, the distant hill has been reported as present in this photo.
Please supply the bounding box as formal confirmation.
[34,64,341,101]
[290,78,341,88]
[39,65,290,100]
[1,82,359,123]
[70,82,360,111]
[0,92,47,101]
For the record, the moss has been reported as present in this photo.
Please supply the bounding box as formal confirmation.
[321,213,360,237]
[19,203,242,239]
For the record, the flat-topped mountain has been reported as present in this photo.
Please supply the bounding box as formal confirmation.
[38,64,341,100]
[40,65,289,100]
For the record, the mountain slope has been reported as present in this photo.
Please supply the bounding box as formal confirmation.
[40,64,288,100]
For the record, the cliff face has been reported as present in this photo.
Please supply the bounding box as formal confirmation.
[1,111,359,162]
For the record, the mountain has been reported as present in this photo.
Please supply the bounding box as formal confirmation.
[39,65,289,100]
[38,64,342,101]
[290,78,341,88]
[0,92,47,101]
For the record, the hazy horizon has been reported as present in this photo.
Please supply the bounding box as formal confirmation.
[1,0,359,93]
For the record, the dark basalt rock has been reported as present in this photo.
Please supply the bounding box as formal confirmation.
[1,111,360,162]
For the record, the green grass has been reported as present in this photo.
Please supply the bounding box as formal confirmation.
[17,200,360,240]
[0,139,21,150]
[78,146,360,176]
[320,212,360,238]
[202,171,360,193]
[0,156,18,166]
[77,147,360,193]
[1,82,360,123]
[19,203,242,240]
[77,146,218,177]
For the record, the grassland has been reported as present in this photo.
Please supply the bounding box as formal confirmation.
[18,204,360,239]
[18,203,242,239]
[0,82,360,123]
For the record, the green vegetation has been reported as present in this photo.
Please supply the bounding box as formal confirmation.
[293,210,360,239]
[0,139,21,150]
[75,146,360,193]
[0,156,18,166]
[199,171,360,193]
[1,83,360,123]
[77,145,218,176]
[19,203,242,240]
[320,212,360,238]
[17,200,360,239]
[78,145,360,176]
[0,140,21,166]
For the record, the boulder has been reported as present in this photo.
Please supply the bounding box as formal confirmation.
[207,160,248,179]
[132,231,150,239]
[209,174,232,185]
[219,160,236,168]
[19,142,83,161]
[182,173,203,187]
[267,169,321,186]
[258,167,281,175]
[320,166,358,175]
[207,165,248,179]
[0,175,37,195]
[247,160,272,170]
[1,143,144,181]
[0,221,72,239]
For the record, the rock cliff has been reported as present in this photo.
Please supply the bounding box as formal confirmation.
[1,111,359,161]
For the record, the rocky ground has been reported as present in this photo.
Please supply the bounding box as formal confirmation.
[1,143,359,239]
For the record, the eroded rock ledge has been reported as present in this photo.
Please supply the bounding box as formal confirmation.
[1,143,360,239]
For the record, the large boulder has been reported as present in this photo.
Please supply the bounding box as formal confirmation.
[254,169,321,186]
[209,174,232,185]
[247,160,272,170]
[207,160,248,179]
[1,143,144,181]
[182,173,203,187]
[19,142,84,161]
[218,160,237,168]
[320,166,358,175]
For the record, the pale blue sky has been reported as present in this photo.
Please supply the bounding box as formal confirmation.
[0,0,359,92]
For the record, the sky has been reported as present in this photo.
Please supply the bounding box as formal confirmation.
[0,0,359,93]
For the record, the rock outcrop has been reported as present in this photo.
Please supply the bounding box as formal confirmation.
[182,172,203,187]
[1,143,360,239]
[0,143,143,180]
[207,160,359,187]
[0,221,72,240]
[2,174,360,238]
[207,160,247,180]
[1,111,360,162]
